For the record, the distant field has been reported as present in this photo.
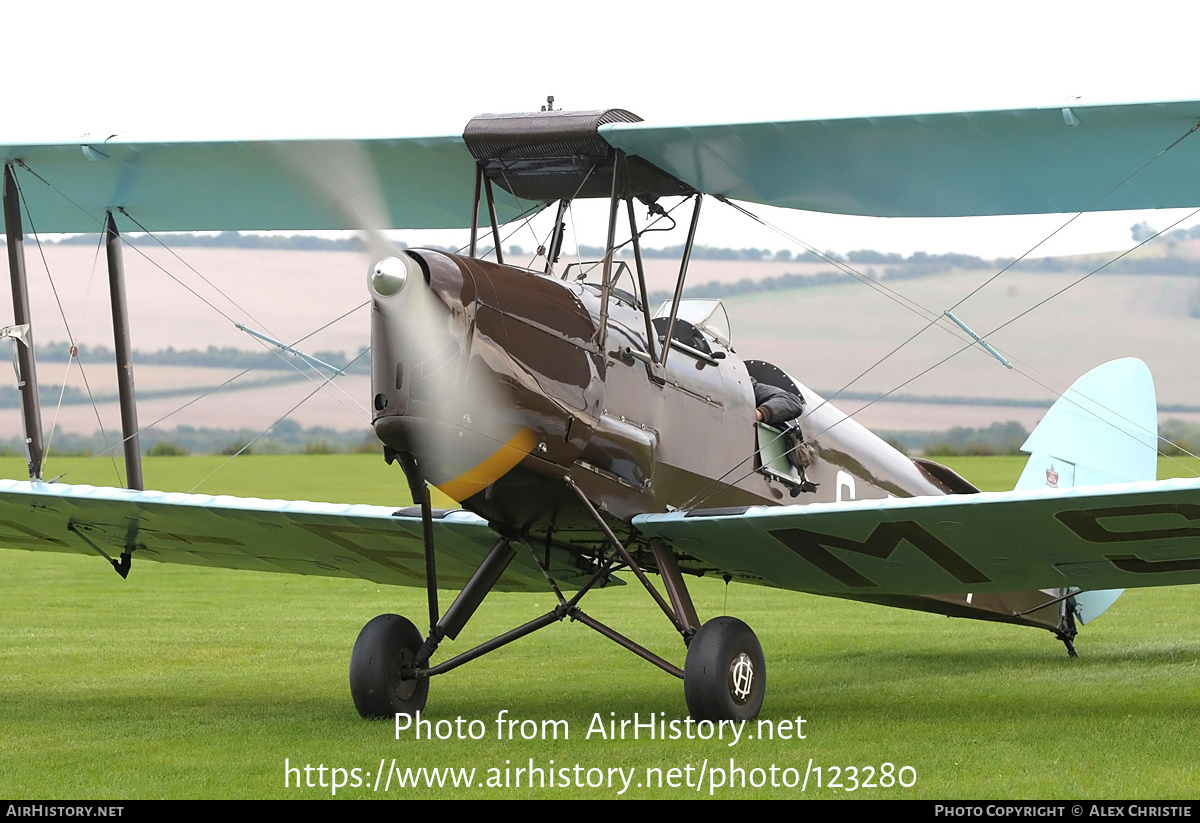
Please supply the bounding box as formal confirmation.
[726,268,1200,433]
[6,245,1200,438]
[1,374,374,438]
[1,455,1198,798]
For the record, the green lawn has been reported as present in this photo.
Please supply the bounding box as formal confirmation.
[1,455,1197,798]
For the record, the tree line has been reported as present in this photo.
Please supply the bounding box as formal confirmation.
[35,342,370,372]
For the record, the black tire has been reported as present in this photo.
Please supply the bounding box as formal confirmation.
[683,617,766,721]
[349,614,429,719]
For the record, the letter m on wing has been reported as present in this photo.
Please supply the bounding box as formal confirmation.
[768,521,991,589]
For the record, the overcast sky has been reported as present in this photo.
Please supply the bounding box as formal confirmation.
[7,0,1200,257]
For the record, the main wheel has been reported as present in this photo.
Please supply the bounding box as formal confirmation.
[349,614,429,719]
[683,617,765,721]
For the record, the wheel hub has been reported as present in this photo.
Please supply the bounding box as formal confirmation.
[728,651,754,705]
[392,647,419,700]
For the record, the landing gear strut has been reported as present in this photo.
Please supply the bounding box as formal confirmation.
[684,617,766,722]
[1056,601,1079,658]
[350,470,769,721]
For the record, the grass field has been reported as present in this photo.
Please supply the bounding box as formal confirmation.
[1,455,1198,798]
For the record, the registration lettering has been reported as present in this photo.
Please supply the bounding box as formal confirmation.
[768,521,991,588]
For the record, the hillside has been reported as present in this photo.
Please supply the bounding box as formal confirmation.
[727,266,1200,432]
[1,240,1198,443]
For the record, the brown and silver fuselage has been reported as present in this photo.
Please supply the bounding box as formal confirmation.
[371,249,1068,635]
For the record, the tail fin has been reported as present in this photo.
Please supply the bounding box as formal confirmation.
[1015,358,1157,623]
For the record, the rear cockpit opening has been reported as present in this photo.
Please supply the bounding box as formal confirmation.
[745,359,816,496]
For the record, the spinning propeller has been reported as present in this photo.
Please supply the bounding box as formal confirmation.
[278,141,512,499]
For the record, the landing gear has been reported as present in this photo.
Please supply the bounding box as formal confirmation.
[1056,601,1079,658]
[350,614,429,719]
[350,475,766,722]
[684,617,765,721]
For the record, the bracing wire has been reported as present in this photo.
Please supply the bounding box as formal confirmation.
[684,219,1200,511]
[11,162,375,484]
[17,161,367,400]
[186,347,371,494]
[113,210,371,419]
[716,114,1200,430]
[683,120,1200,509]
[804,206,1200,449]
[49,349,284,483]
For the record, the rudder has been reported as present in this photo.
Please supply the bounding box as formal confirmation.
[1015,358,1158,623]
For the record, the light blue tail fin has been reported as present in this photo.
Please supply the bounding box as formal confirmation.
[1015,358,1158,624]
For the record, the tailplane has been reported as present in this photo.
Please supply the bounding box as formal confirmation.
[1016,358,1158,624]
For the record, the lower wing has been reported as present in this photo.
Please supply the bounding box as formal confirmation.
[634,478,1200,595]
[0,479,600,592]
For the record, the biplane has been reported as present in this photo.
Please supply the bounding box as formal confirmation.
[4,100,1200,722]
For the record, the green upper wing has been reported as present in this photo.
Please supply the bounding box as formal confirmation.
[0,135,541,233]
[10,101,1200,232]
[0,479,605,592]
[603,100,1200,217]
[634,478,1200,595]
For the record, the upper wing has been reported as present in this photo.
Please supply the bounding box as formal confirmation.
[0,136,541,233]
[633,477,1200,595]
[604,100,1200,217]
[10,101,1200,234]
[0,479,602,592]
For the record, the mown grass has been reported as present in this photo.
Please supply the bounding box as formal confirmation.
[1,455,1198,798]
